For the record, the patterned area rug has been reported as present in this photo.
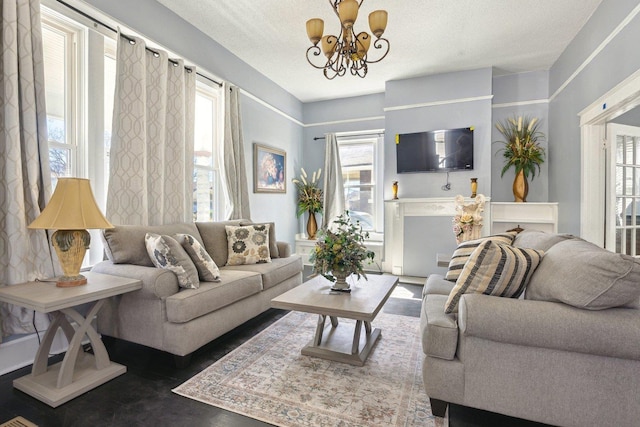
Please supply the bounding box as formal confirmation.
[173,311,444,427]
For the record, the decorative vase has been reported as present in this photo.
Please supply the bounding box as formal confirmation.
[392,181,399,200]
[332,269,350,291]
[306,210,318,240]
[470,178,478,198]
[512,170,529,202]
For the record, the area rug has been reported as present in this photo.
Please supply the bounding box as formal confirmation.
[172,311,444,427]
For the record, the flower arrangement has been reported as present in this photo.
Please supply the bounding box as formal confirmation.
[310,211,375,283]
[452,213,476,240]
[452,194,485,244]
[495,115,546,180]
[292,167,323,217]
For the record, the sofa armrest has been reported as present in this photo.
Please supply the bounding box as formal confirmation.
[276,241,291,258]
[91,261,180,299]
[458,294,640,361]
[420,294,458,360]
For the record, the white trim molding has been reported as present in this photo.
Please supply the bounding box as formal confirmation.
[304,115,385,128]
[492,99,549,109]
[383,95,493,113]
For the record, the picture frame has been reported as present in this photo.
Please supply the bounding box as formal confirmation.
[253,143,286,193]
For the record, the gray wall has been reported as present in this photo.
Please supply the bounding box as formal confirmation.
[548,0,640,234]
[491,71,549,202]
[83,0,305,245]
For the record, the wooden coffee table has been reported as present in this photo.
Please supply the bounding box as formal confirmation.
[271,274,398,366]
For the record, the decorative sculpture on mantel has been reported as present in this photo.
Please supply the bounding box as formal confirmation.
[452,194,486,244]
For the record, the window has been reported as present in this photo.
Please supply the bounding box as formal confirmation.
[41,5,224,267]
[193,81,224,221]
[338,134,383,234]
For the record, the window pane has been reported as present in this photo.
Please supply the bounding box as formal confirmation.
[195,93,214,167]
[193,168,214,221]
[104,50,116,187]
[344,185,374,230]
[49,147,71,183]
[43,26,67,142]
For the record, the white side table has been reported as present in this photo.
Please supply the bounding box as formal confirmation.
[0,272,141,407]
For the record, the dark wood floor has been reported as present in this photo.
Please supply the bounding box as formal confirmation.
[0,282,552,427]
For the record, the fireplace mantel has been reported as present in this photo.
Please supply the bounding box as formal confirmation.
[382,197,492,276]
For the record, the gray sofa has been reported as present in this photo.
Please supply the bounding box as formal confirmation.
[420,230,640,427]
[92,220,302,365]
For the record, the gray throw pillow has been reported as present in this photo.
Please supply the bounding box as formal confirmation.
[145,233,199,289]
[512,230,577,252]
[174,233,221,282]
[445,232,517,282]
[525,239,640,309]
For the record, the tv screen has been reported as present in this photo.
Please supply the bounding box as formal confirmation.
[396,127,474,173]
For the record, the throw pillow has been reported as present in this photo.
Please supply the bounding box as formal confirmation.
[240,220,279,258]
[444,240,544,314]
[225,224,272,266]
[525,239,640,310]
[174,233,221,282]
[445,232,517,282]
[145,233,199,289]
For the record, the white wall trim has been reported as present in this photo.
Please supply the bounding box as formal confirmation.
[239,89,304,127]
[0,330,69,376]
[383,95,493,112]
[492,99,549,109]
[550,2,640,103]
[304,115,385,128]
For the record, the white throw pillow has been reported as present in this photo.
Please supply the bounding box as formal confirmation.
[145,233,199,289]
[225,224,271,266]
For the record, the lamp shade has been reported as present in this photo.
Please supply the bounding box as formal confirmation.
[368,10,388,38]
[338,0,359,29]
[306,18,324,45]
[29,178,113,230]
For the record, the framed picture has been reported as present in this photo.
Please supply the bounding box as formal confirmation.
[253,143,286,193]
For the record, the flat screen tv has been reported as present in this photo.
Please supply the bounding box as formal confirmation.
[396,127,474,173]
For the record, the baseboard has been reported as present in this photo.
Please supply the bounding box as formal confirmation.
[0,329,69,376]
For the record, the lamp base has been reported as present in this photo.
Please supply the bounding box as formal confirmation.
[56,274,88,288]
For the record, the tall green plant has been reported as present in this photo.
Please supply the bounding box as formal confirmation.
[495,115,546,180]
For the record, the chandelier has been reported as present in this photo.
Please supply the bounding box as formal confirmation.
[305,0,389,79]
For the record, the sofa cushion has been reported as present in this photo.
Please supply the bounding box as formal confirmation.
[445,240,544,314]
[420,294,458,360]
[423,274,456,298]
[145,233,199,289]
[165,269,262,323]
[241,220,279,258]
[445,232,517,282]
[513,230,576,251]
[221,255,302,290]
[195,220,244,267]
[103,223,203,266]
[525,239,640,310]
[175,233,221,282]
[225,224,272,265]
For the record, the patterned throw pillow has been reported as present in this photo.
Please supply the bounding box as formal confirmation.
[225,224,271,266]
[444,240,544,314]
[144,233,199,289]
[445,232,517,282]
[174,234,221,282]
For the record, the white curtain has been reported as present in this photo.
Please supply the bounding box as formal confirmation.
[0,0,56,338]
[223,83,251,220]
[322,133,345,228]
[107,33,196,226]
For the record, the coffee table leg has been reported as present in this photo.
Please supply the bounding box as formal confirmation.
[352,320,363,354]
[330,316,339,328]
[314,315,326,346]
[364,321,372,336]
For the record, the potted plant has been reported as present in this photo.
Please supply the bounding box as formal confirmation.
[495,115,545,202]
[292,168,323,239]
[310,211,375,291]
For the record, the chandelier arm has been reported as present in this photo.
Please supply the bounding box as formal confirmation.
[306,46,330,69]
[329,0,339,17]
[362,38,389,64]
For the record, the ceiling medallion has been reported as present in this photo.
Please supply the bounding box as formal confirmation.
[305,0,389,79]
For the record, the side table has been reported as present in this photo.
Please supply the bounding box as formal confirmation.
[0,272,141,407]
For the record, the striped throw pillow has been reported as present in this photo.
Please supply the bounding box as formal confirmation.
[445,232,517,282]
[444,240,544,314]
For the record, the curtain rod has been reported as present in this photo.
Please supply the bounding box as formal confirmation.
[55,0,223,88]
[313,132,385,141]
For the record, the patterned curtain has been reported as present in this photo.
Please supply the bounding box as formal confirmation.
[0,0,56,339]
[223,83,251,220]
[107,33,196,226]
[322,133,345,228]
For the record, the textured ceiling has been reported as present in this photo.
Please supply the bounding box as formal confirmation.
[156,0,603,103]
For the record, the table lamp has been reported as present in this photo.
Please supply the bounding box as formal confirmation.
[28,178,114,287]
